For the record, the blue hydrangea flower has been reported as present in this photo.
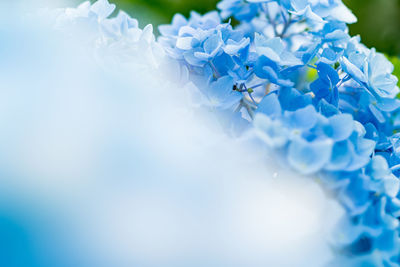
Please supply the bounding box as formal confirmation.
[54,0,165,70]
[310,62,340,106]
[341,48,399,99]
[218,0,260,21]
[156,0,400,264]
[90,0,115,20]
[24,0,400,265]
[254,93,375,174]
[201,75,243,109]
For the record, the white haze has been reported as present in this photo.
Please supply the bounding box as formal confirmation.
[0,2,343,267]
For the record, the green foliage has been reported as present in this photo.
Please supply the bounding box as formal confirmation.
[343,0,400,57]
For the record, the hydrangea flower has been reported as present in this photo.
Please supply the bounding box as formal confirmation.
[49,0,400,265]
[53,0,163,69]
[217,0,260,22]
[341,47,399,99]
[159,11,259,113]
[158,0,400,264]
[254,93,375,174]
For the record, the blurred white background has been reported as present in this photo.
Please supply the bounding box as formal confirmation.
[0,2,343,266]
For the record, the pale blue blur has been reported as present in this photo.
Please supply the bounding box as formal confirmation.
[0,2,342,266]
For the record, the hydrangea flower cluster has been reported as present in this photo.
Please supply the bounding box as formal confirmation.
[53,0,400,265]
[52,0,163,69]
[157,0,400,265]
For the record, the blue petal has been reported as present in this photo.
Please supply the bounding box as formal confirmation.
[326,114,354,141]
[203,33,222,55]
[256,93,282,118]
[176,37,195,50]
[376,97,400,112]
[383,175,400,198]
[325,140,353,171]
[254,113,289,148]
[287,137,333,174]
[279,87,312,111]
[317,99,339,117]
[340,57,367,84]
[206,76,242,109]
[91,0,116,20]
[284,105,318,130]
[183,50,206,66]
[367,156,390,179]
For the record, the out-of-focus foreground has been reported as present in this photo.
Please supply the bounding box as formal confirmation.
[0,2,342,266]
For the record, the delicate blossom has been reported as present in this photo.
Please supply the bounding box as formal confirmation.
[51,0,400,265]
